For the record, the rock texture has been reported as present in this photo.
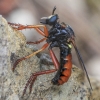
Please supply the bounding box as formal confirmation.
[0,16,100,100]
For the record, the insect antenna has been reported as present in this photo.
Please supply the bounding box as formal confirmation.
[52,6,56,15]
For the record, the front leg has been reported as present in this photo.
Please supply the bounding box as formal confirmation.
[8,22,49,37]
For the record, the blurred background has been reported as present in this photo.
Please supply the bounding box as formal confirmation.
[0,0,100,81]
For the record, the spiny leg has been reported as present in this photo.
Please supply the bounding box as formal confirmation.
[12,43,49,72]
[22,69,56,97]
[8,22,28,31]
[8,22,49,37]
[22,75,37,96]
[8,22,23,27]
[49,49,59,69]
[27,38,46,44]
[29,76,37,94]
[22,49,59,96]
[27,25,49,37]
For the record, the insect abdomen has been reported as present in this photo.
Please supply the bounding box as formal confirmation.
[58,54,72,85]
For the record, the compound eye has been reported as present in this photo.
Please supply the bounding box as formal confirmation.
[48,15,58,25]
[40,14,58,25]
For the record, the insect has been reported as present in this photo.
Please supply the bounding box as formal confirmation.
[8,7,92,96]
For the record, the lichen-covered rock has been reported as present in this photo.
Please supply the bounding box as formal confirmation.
[0,16,99,100]
[89,79,100,100]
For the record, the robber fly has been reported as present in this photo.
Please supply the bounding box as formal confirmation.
[8,7,92,96]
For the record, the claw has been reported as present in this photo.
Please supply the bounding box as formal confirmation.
[12,57,26,72]
[29,76,37,94]
[22,74,37,97]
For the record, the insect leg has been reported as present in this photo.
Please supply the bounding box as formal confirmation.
[12,43,49,72]
[22,48,59,96]
[34,25,49,37]
[8,22,24,27]
[49,49,59,69]
[8,22,49,37]
[27,38,46,44]
[22,69,57,96]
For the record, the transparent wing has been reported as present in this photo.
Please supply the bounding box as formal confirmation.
[72,40,92,90]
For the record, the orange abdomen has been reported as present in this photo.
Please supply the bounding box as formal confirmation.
[58,54,72,85]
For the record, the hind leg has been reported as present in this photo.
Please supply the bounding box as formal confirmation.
[22,48,59,96]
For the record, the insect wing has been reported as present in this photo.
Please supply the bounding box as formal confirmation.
[73,43,92,90]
